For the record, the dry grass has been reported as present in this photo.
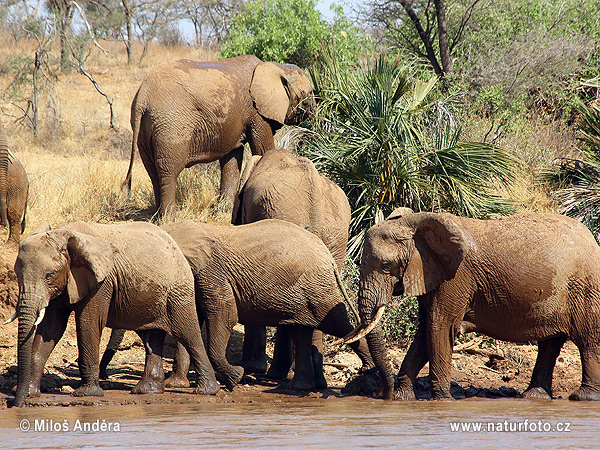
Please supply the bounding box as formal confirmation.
[1,37,227,233]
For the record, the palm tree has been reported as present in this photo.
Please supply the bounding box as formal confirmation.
[302,51,516,259]
[540,95,600,240]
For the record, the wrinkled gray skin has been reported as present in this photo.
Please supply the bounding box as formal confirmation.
[122,55,314,215]
[349,208,600,401]
[0,122,28,247]
[162,219,373,391]
[12,221,219,407]
[231,148,351,377]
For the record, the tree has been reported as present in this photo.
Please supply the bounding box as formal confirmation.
[221,0,328,67]
[46,0,75,73]
[366,0,483,76]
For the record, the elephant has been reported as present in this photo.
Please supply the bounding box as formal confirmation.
[122,55,315,216]
[9,220,219,407]
[161,219,373,391]
[339,208,600,401]
[0,122,29,246]
[232,148,351,376]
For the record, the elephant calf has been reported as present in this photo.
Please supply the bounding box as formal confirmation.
[341,209,600,401]
[162,219,373,391]
[11,221,219,407]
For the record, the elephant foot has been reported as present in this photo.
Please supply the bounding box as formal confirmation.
[569,385,600,401]
[165,374,190,389]
[131,378,165,395]
[73,382,104,397]
[193,377,220,395]
[240,358,268,375]
[219,366,244,391]
[522,386,552,399]
[430,391,453,401]
[394,386,416,401]
[266,365,292,380]
[11,384,41,398]
[287,375,316,391]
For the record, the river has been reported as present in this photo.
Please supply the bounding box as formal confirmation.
[1,397,597,449]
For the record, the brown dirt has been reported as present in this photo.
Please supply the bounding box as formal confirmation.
[0,250,583,409]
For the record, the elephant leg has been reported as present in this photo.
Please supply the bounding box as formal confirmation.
[219,146,243,207]
[523,336,566,399]
[138,149,162,213]
[72,307,105,398]
[99,328,126,379]
[165,341,191,388]
[266,326,293,380]
[241,325,268,375]
[131,330,166,394]
[569,342,600,401]
[28,304,70,397]
[169,309,220,395]
[206,317,243,390]
[287,325,317,391]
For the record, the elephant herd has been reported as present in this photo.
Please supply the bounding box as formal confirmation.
[3,55,600,408]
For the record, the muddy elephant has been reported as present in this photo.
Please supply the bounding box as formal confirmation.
[0,122,28,246]
[232,148,351,376]
[161,219,373,391]
[122,55,315,215]
[9,221,219,407]
[340,208,600,401]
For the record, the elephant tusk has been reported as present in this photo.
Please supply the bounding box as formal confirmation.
[3,310,17,325]
[34,308,46,326]
[333,305,386,346]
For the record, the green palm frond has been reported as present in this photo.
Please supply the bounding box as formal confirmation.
[303,52,516,260]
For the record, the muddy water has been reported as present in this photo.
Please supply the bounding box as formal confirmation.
[1,398,598,449]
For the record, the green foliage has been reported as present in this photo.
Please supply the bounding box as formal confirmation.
[221,0,327,67]
[382,296,419,345]
[302,50,516,259]
[540,95,600,239]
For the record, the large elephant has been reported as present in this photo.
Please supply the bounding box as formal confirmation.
[122,55,315,215]
[232,148,351,376]
[340,208,600,401]
[0,122,28,246]
[161,219,373,391]
[10,221,219,407]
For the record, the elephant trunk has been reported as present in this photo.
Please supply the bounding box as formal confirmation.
[366,322,395,400]
[358,272,395,399]
[15,304,36,407]
[14,289,47,407]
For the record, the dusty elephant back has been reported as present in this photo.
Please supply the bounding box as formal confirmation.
[233,148,350,269]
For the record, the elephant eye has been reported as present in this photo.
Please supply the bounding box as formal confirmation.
[381,262,391,273]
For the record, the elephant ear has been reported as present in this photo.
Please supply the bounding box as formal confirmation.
[64,230,117,304]
[401,213,469,297]
[250,62,290,125]
[162,220,215,273]
[387,207,414,221]
[30,223,52,235]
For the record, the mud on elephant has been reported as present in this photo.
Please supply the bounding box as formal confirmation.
[161,219,373,392]
[9,221,219,407]
[232,148,351,376]
[123,55,314,215]
[0,122,28,247]
[341,208,600,401]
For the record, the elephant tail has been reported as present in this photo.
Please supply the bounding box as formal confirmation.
[0,125,9,229]
[121,91,144,200]
[334,263,361,326]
